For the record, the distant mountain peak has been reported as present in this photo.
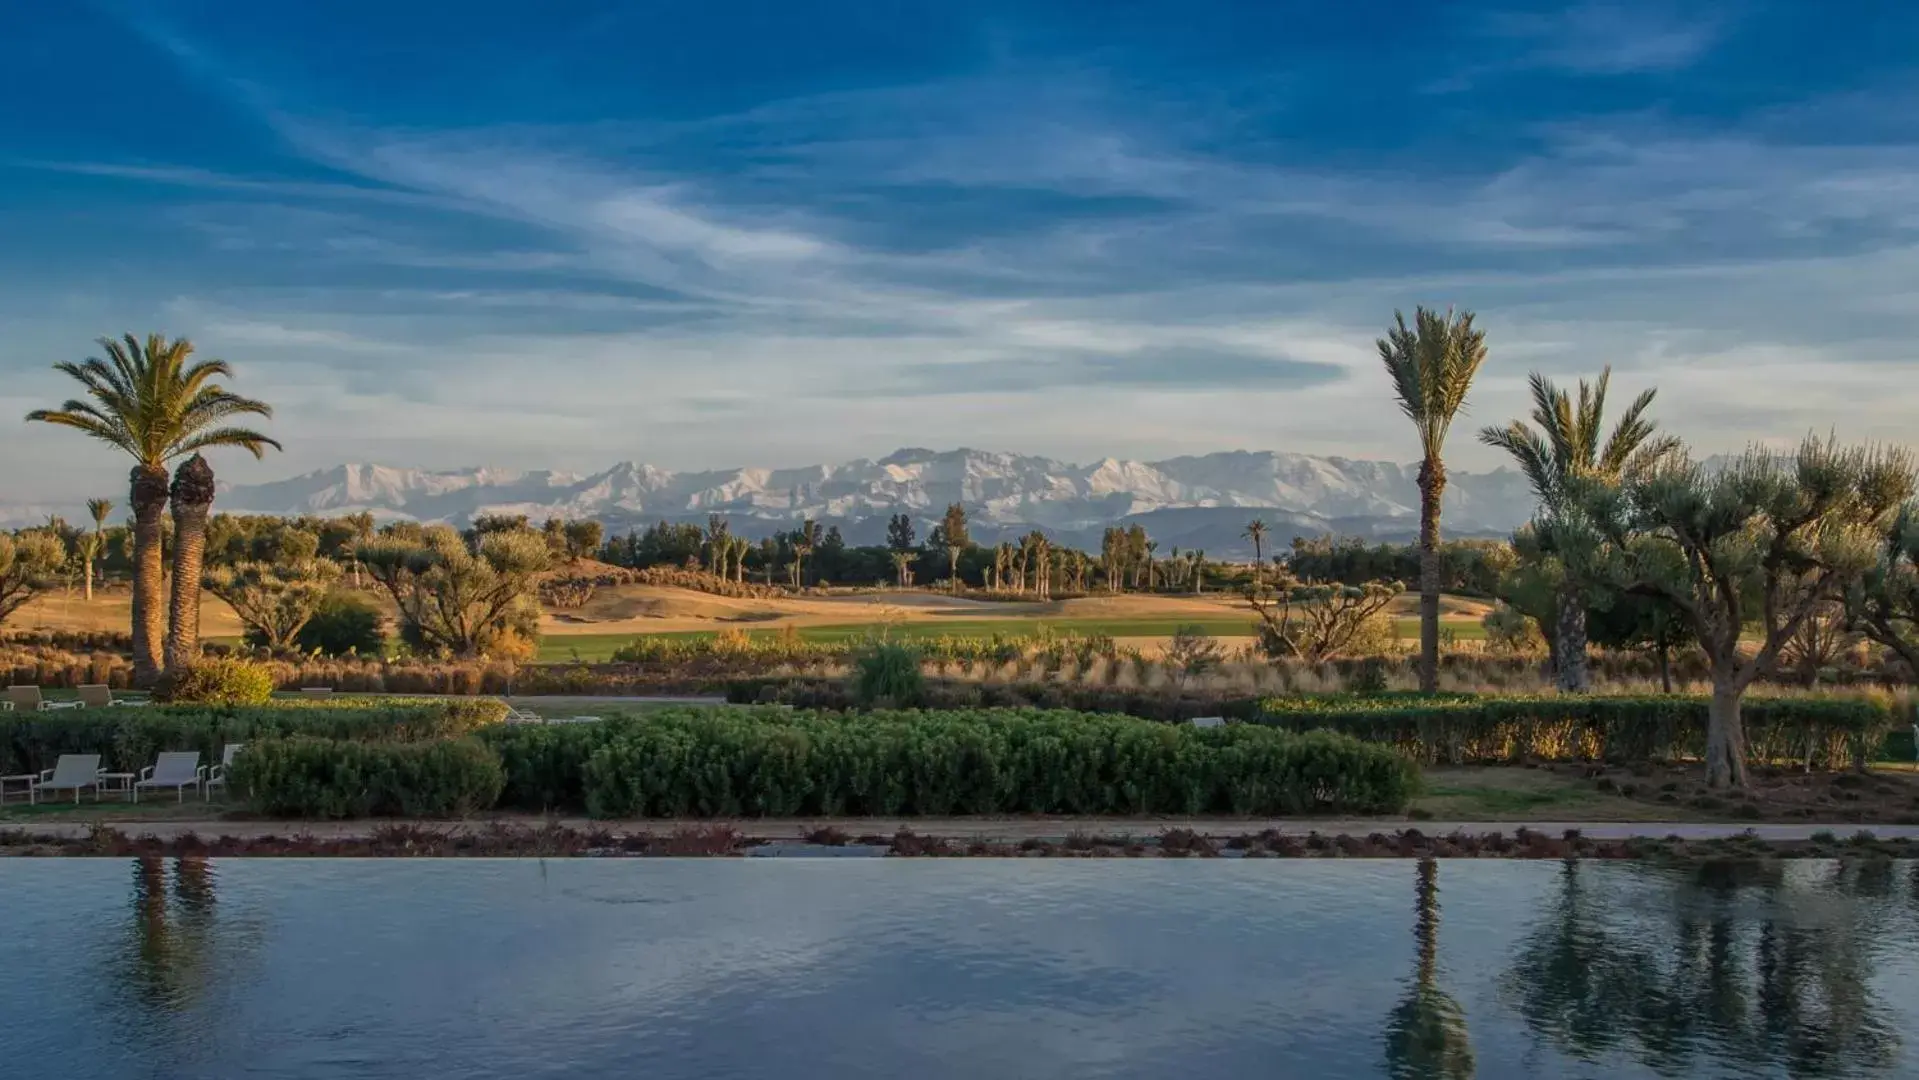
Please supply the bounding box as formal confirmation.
[189,446,1534,554]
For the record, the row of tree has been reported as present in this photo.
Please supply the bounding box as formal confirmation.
[593,507,1241,595]
[1378,306,1919,788]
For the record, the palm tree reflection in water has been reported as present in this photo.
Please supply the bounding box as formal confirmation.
[1383,858,1476,1079]
[126,856,218,1012]
[1507,859,1901,1077]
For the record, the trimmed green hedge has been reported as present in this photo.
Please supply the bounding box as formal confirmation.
[1253,694,1896,769]
[229,736,504,818]
[0,698,508,775]
[487,707,1417,818]
[725,677,1268,723]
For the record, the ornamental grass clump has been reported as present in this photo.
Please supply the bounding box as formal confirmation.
[852,641,925,707]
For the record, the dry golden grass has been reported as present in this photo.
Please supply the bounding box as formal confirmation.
[13,584,247,638]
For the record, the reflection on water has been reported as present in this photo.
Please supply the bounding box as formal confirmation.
[124,857,217,1011]
[2,859,1917,1079]
[1383,860,1474,1080]
[1507,860,1903,1077]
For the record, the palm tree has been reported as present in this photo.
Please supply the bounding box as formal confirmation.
[83,498,113,602]
[1478,367,1679,691]
[1243,519,1268,591]
[732,536,752,584]
[26,335,279,684]
[940,503,969,595]
[1379,308,1488,693]
[794,519,820,588]
[704,514,731,576]
[165,454,222,670]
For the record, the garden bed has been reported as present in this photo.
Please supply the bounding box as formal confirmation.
[6,820,1916,861]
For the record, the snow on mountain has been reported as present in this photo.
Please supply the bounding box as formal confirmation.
[191,448,1537,553]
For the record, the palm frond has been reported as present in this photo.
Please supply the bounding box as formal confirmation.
[1598,385,1662,473]
[1378,307,1488,456]
[29,333,280,467]
[22,409,138,455]
[172,426,283,459]
[1526,371,1577,472]
[1479,422,1559,501]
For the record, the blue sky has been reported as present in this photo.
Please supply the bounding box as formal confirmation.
[5,1,1919,501]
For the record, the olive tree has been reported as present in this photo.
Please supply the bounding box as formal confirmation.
[358,525,552,658]
[205,558,342,652]
[1249,574,1404,663]
[1571,437,1915,788]
[1847,503,1919,678]
[0,532,67,628]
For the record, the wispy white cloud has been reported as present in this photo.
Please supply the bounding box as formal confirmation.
[5,7,1919,504]
[1478,2,1727,75]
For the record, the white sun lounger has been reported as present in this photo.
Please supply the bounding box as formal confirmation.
[4,686,82,711]
[76,684,145,708]
[33,754,103,804]
[205,744,244,800]
[134,752,206,803]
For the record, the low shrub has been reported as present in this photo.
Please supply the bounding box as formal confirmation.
[1253,693,1896,770]
[852,642,924,707]
[539,707,1417,818]
[230,736,504,818]
[482,719,623,812]
[152,658,276,705]
[296,591,387,657]
[726,676,1266,722]
[0,698,509,775]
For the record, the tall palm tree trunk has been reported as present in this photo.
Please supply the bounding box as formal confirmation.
[1417,459,1444,694]
[1554,583,1590,692]
[164,455,215,672]
[128,465,169,685]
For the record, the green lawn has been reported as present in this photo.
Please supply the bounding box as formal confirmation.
[537,615,1484,662]
[536,617,1263,661]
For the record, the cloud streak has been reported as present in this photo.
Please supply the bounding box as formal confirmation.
[2,1,1917,504]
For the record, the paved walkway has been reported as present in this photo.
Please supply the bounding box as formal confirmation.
[9,817,1916,843]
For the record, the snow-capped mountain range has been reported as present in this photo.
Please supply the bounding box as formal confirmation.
[194,447,1537,554]
[2,448,1540,553]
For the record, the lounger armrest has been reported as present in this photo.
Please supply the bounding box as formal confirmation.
[38,768,53,782]
[140,766,155,781]
[197,765,209,782]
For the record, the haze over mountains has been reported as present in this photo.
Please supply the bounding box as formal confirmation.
[182,448,1537,556]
